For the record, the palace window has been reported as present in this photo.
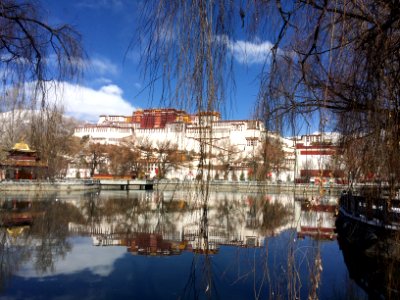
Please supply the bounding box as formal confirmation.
[247,140,258,146]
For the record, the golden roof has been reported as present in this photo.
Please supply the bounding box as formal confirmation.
[7,226,29,237]
[11,142,35,152]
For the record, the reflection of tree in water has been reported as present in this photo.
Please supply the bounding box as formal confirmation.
[210,194,330,299]
[0,197,84,286]
[182,193,296,299]
[80,192,138,230]
[182,252,219,299]
[152,192,184,235]
[30,200,79,274]
[213,194,245,237]
[246,195,292,235]
[245,198,294,299]
[0,227,31,292]
[79,191,186,238]
[182,203,216,300]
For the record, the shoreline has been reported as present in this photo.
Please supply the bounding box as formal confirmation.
[155,181,343,196]
[0,179,100,192]
[0,179,345,197]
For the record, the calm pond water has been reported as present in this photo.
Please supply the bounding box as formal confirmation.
[0,189,396,299]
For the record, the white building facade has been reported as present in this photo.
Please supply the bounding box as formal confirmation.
[74,109,341,182]
[291,133,342,184]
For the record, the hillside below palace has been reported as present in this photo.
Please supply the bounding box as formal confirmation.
[73,108,340,183]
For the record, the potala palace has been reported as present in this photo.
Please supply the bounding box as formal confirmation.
[73,108,340,183]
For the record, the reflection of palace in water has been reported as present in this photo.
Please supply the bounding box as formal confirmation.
[0,190,339,258]
[5,191,400,299]
[295,195,338,240]
[66,191,297,255]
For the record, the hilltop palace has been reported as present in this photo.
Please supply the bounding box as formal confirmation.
[73,108,340,183]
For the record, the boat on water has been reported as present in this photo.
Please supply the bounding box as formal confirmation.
[338,188,400,231]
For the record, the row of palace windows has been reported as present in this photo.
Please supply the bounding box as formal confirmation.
[76,128,131,133]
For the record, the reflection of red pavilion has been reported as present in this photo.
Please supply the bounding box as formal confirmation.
[126,233,183,256]
[0,142,48,180]
[1,200,34,226]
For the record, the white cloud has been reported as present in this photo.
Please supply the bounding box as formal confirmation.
[89,57,119,76]
[228,39,275,65]
[217,35,276,65]
[48,82,135,122]
[18,237,126,278]
[99,84,123,96]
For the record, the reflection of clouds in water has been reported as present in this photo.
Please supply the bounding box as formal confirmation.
[17,237,126,278]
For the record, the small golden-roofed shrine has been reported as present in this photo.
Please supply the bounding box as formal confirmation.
[0,141,48,180]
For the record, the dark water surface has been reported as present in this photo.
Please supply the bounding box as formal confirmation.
[0,189,390,299]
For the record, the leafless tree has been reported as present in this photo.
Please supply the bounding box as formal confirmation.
[0,0,83,109]
[107,144,140,177]
[215,140,241,180]
[138,1,238,210]
[154,140,180,179]
[134,137,155,178]
[255,135,285,181]
[258,1,400,188]
[137,2,400,297]
[0,0,83,176]
[24,102,83,179]
[81,142,108,177]
[138,1,400,188]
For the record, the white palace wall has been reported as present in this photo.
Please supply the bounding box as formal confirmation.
[73,111,338,182]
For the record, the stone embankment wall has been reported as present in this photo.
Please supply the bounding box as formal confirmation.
[0,180,100,192]
[156,181,344,196]
[0,179,345,196]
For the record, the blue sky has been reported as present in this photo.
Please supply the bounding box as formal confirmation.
[40,0,273,123]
